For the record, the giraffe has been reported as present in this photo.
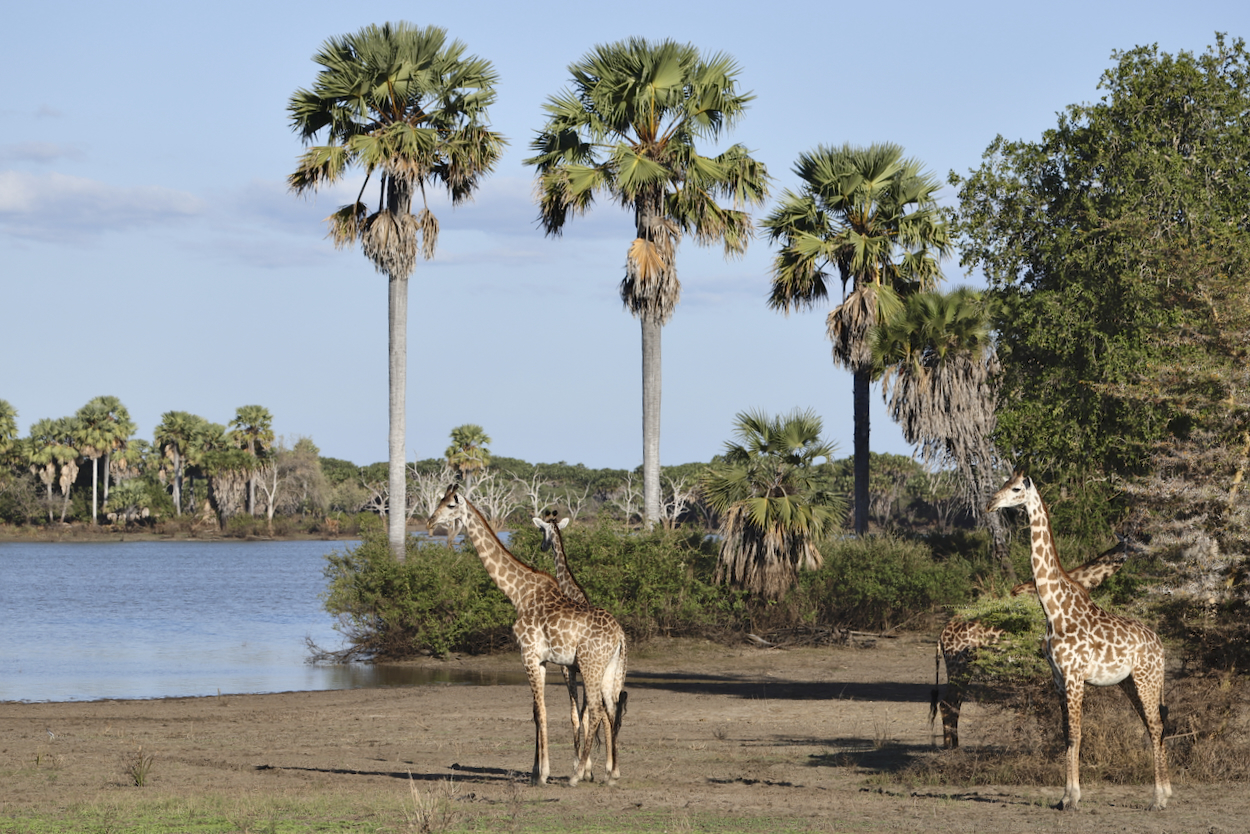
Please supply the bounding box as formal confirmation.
[987,472,1170,811]
[532,514,600,754]
[932,536,1134,749]
[427,484,627,786]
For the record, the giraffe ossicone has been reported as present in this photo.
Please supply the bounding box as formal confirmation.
[427,485,627,786]
[987,471,1170,811]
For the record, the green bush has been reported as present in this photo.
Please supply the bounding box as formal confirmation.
[782,535,976,632]
[321,520,515,658]
[320,522,1005,658]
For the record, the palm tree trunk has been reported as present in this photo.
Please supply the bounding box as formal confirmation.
[102,450,112,503]
[388,272,409,559]
[173,454,183,516]
[91,458,98,525]
[853,367,870,534]
[641,316,662,528]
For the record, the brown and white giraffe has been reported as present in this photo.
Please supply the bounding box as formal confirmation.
[932,537,1132,749]
[987,472,1170,811]
[532,513,608,755]
[427,484,627,786]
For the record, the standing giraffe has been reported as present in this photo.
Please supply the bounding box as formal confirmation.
[933,537,1133,748]
[427,485,627,785]
[987,472,1170,811]
[533,514,625,756]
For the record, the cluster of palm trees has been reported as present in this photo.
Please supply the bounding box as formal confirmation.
[0,398,275,525]
[287,24,1002,580]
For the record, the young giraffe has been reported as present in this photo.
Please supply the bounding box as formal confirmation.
[532,514,629,758]
[988,472,1170,811]
[427,485,627,786]
[933,538,1132,748]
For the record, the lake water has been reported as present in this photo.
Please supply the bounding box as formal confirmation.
[0,539,524,703]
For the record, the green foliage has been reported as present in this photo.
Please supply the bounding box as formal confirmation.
[950,34,1250,550]
[787,535,975,632]
[322,521,1002,657]
[507,521,742,641]
[321,521,515,658]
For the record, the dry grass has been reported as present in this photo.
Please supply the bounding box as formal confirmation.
[901,670,1250,788]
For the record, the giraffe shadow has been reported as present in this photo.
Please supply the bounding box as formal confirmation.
[254,762,530,785]
[626,671,931,704]
[804,740,932,773]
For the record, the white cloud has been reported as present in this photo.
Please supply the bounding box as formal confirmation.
[0,170,204,240]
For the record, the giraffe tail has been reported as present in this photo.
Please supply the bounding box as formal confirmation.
[613,690,628,739]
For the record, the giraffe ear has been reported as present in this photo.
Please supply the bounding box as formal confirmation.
[531,517,544,529]
[558,517,570,530]
[1022,476,1033,489]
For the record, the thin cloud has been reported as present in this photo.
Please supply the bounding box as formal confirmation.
[0,142,84,164]
[0,170,204,240]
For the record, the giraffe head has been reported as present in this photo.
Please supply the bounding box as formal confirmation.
[986,471,1036,513]
[533,515,570,552]
[427,483,466,533]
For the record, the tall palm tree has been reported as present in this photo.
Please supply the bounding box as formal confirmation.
[26,417,77,523]
[74,401,113,525]
[85,396,135,504]
[230,404,274,516]
[445,423,491,486]
[528,37,770,528]
[701,409,843,599]
[870,288,1011,574]
[288,22,505,558]
[763,143,950,534]
[155,411,202,516]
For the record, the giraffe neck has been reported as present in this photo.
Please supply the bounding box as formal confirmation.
[458,500,539,609]
[1023,491,1083,619]
[548,525,589,605]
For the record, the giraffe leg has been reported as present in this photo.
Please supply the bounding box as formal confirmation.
[1120,671,1171,810]
[1057,678,1084,811]
[602,643,626,784]
[561,665,582,759]
[939,654,968,749]
[569,670,602,787]
[525,661,549,786]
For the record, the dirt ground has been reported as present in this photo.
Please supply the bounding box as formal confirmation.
[0,635,1241,833]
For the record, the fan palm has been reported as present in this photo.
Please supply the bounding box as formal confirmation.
[528,37,769,527]
[763,143,949,534]
[26,417,78,523]
[701,409,843,599]
[73,401,113,524]
[155,411,203,516]
[85,396,135,504]
[870,288,1010,572]
[230,405,274,516]
[445,423,491,486]
[288,22,505,557]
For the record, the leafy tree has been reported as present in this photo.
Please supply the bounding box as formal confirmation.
[763,143,949,534]
[229,404,274,516]
[700,409,843,598]
[948,34,1250,549]
[869,288,1010,573]
[528,37,770,527]
[87,396,135,504]
[0,399,18,493]
[445,423,491,486]
[289,22,505,557]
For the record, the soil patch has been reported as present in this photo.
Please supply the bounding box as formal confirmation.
[0,635,1241,832]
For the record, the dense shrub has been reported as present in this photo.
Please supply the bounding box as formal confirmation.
[318,520,998,658]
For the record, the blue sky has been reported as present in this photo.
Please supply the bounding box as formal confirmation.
[2,1,1245,469]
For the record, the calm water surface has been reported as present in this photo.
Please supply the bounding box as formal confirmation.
[0,539,523,703]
